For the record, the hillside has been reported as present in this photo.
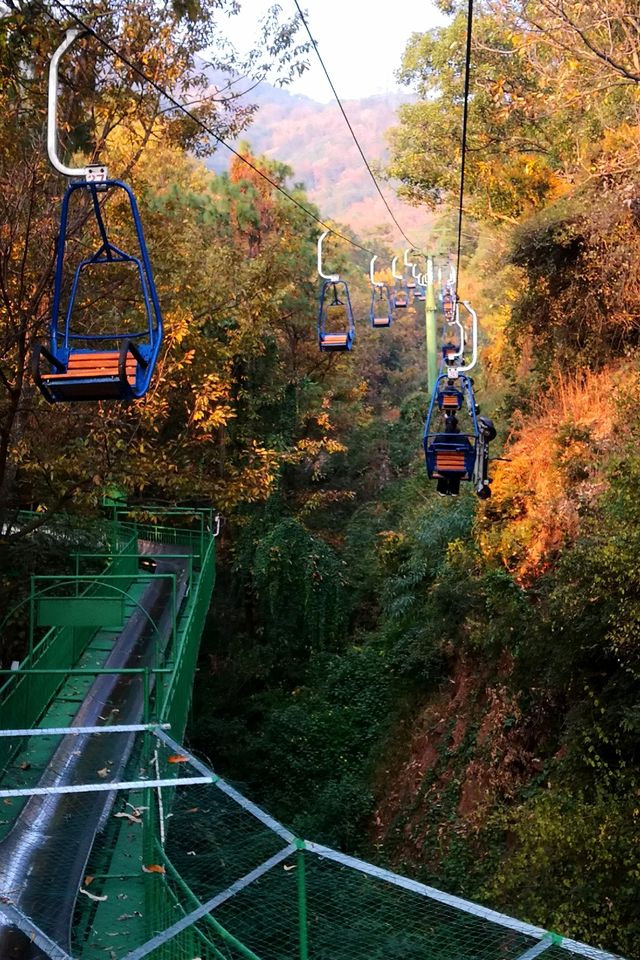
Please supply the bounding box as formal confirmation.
[207,81,432,240]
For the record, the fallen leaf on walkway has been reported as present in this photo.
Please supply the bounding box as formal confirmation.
[80,888,107,902]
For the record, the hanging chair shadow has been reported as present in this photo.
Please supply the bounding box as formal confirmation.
[318,279,355,351]
[370,284,393,328]
[33,179,163,403]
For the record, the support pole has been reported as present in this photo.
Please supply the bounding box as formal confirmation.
[297,841,309,960]
[426,256,438,391]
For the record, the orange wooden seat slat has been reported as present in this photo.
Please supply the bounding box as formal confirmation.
[323,335,349,344]
[41,351,137,385]
[435,452,467,470]
[442,395,459,407]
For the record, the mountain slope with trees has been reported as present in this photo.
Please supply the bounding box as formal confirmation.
[1,2,640,958]
[206,81,433,239]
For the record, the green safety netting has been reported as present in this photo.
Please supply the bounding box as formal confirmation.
[0,747,626,960]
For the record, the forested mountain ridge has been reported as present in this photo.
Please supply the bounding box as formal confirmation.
[205,78,432,238]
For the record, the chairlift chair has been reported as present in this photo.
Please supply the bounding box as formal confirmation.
[370,284,393,328]
[318,280,355,351]
[423,374,477,486]
[317,231,355,351]
[423,301,494,498]
[32,29,163,404]
[369,256,393,328]
[33,180,163,402]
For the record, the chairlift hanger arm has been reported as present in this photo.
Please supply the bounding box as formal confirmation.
[48,28,106,180]
[370,255,383,287]
[318,230,339,282]
[454,301,477,373]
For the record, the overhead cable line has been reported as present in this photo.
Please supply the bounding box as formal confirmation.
[455,0,474,290]
[292,0,421,252]
[37,0,377,257]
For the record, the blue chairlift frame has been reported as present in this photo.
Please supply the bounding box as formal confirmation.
[393,283,409,309]
[423,373,479,482]
[318,279,355,351]
[370,284,393,328]
[33,179,163,403]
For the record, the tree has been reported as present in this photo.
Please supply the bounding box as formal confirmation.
[0,1,310,525]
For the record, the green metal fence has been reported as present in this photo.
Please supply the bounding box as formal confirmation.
[0,528,138,767]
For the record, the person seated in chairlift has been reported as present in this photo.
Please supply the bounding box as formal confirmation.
[443,291,454,321]
[436,412,462,498]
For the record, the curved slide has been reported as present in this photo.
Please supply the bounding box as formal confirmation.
[0,546,190,959]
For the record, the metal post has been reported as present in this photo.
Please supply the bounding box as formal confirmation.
[28,580,35,713]
[426,256,438,391]
[143,667,150,725]
[28,579,35,666]
[297,842,309,960]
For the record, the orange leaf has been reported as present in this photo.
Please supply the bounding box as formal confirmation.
[167,755,189,764]
[142,864,166,874]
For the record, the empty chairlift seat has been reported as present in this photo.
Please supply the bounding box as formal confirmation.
[318,280,355,352]
[393,286,408,309]
[33,179,163,403]
[370,284,393,329]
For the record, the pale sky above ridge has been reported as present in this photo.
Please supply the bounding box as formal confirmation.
[223,0,445,102]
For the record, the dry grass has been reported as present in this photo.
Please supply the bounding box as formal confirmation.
[479,365,623,581]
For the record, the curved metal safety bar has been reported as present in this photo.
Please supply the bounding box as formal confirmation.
[403,248,415,269]
[455,301,478,373]
[369,255,383,287]
[48,29,102,179]
[391,256,403,281]
[441,299,464,363]
[446,318,465,361]
[318,230,339,282]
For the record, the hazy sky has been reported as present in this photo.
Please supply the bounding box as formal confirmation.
[223,0,445,101]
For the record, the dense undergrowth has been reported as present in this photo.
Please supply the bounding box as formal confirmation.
[191,187,640,958]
